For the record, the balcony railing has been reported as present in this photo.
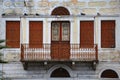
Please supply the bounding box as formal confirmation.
[70,44,98,61]
[21,44,98,62]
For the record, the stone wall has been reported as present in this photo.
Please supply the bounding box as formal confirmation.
[1,62,120,79]
[1,0,120,15]
[0,1,120,79]
[0,0,120,62]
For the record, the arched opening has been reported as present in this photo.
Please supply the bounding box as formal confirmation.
[101,69,119,78]
[50,67,70,78]
[51,6,70,15]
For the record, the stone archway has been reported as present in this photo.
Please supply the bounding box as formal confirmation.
[47,64,73,78]
[50,67,70,77]
[101,69,119,78]
[51,6,70,15]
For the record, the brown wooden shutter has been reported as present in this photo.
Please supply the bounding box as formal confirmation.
[80,21,94,48]
[6,21,20,48]
[29,21,43,48]
[101,20,115,48]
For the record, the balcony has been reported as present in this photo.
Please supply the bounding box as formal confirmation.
[21,44,98,70]
[21,44,98,61]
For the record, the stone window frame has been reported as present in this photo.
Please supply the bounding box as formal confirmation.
[2,18,21,49]
[98,17,118,50]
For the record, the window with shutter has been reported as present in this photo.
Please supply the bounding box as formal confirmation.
[29,21,43,48]
[80,21,94,48]
[101,20,115,48]
[6,21,20,48]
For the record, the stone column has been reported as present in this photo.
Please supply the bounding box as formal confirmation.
[21,18,28,43]
[94,16,99,46]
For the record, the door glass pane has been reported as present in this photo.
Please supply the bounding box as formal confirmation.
[62,22,70,41]
[52,23,60,41]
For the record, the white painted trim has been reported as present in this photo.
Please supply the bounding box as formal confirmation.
[47,21,51,43]
[26,18,46,44]
[79,17,95,45]
[2,18,21,47]
[70,20,74,44]
[97,17,118,50]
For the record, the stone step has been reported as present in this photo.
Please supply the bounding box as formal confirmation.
[77,75,97,79]
[3,70,45,73]
[77,71,95,75]
[3,73,97,79]
[5,78,120,80]
[4,74,43,79]
[4,71,95,76]
[4,78,90,80]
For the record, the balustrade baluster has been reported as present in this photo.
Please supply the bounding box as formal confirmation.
[21,44,98,61]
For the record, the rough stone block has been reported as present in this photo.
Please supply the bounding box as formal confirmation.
[71,8,80,15]
[4,8,14,14]
[28,9,37,14]
[4,1,12,7]
[77,2,86,7]
[0,2,2,5]
[0,7,2,14]
[36,9,44,14]
[109,51,120,61]
[42,0,48,2]
[38,1,49,7]
[14,1,24,7]
[82,8,97,15]
[98,52,109,61]
[99,8,119,14]
[88,1,107,7]
[64,1,86,8]
[109,1,119,6]
[26,1,34,7]
[0,0,2,2]
[4,53,20,61]
[14,8,23,14]
[36,8,48,15]
[71,0,78,4]
[49,1,59,7]
[65,2,74,8]
[4,8,23,14]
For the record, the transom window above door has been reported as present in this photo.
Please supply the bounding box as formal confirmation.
[51,6,70,15]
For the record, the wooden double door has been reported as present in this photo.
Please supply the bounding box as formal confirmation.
[51,21,70,60]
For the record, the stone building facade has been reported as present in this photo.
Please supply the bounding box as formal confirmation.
[0,0,120,80]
